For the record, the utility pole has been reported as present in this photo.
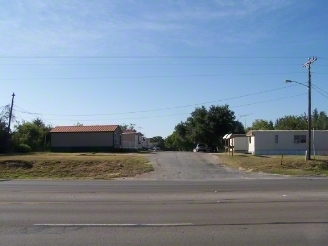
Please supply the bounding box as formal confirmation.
[302,57,317,160]
[7,93,15,135]
[6,93,15,152]
[240,113,253,131]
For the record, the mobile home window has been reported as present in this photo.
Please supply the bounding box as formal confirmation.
[294,135,306,143]
[275,135,278,143]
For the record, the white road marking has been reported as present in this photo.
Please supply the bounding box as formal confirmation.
[34,223,193,227]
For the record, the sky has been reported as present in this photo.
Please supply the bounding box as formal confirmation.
[0,0,327,138]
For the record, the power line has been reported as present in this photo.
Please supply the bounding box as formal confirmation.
[12,108,55,126]
[14,85,298,117]
[0,56,327,59]
[0,72,306,81]
[1,63,328,66]
[312,84,328,95]
[14,93,306,122]
[312,87,328,99]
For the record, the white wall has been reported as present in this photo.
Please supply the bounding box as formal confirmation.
[248,136,255,153]
[250,130,328,155]
[230,137,248,151]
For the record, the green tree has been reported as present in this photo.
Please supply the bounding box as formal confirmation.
[317,111,328,130]
[0,105,11,153]
[164,131,194,151]
[275,115,307,130]
[150,136,165,149]
[171,105,242,148]
[120,123,136,131]
[249,119,275,130]
[12,118,52,151]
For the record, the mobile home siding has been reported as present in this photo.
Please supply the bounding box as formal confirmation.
[230,137,248,152]
[249,130,328,155]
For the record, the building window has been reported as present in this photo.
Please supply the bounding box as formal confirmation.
[249,137,251,143]
[275,135,278,143]
[294,135,306,144]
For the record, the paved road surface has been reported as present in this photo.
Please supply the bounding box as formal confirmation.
[1,152,328,245]
[1,179,328,246]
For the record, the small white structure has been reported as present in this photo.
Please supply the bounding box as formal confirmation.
[246,130,328,156]
[223,134,248,153]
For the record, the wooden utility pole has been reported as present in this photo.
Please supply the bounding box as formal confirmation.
[5,93,15,152]
[302,57,317,160]
[7,93,15,135]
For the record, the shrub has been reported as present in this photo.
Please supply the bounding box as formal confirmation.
[16,144,32,153]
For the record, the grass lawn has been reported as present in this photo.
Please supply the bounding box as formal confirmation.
[216,153,328,176]
[0,152,154,180]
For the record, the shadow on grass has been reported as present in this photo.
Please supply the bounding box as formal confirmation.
[256,155,270,158]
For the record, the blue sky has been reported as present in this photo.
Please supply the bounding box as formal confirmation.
[0,0,327,138]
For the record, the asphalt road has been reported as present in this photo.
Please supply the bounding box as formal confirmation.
[1,152,328,245]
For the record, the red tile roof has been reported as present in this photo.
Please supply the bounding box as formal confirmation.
[50,125,120,133]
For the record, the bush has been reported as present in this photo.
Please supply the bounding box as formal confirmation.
[16,144,32,153]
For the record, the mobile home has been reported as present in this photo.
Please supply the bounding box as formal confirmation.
[246,130,328,155]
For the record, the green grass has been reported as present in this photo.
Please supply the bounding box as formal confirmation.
[215,153,328,176]
[0,152,154,180]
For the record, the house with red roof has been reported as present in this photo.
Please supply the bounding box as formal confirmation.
[50,125,122,152]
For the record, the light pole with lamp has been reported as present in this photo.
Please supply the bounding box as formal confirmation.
[285,55,317,160]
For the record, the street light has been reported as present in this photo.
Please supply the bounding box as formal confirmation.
[285,79,311,160]
[285,57,317,160]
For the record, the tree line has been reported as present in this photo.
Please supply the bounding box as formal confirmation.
[1,103,327,153]
[247,109,328,131]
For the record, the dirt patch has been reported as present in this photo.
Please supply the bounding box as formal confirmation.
[0,160,33,169]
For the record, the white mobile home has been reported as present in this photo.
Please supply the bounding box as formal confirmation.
[246,130,328,156]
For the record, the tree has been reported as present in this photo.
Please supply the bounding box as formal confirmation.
[275,115,307,130]
[120,123,136,131]
[74,122,83,126]
[315,110,328,130]
[249,119,275,130]
[169,104,242,148]
[150,136,165,149]
[0,105,11,153]
[231,120,246,134]
[12,118,52,151]
[164,131,194,151]
[312,108,319,130]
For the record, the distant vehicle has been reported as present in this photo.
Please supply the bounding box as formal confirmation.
[195,143,207,152]
[207,145,217,153]
[152,147,161,151]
